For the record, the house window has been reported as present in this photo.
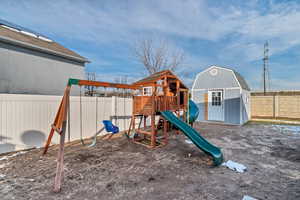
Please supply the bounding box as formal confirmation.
[212,91,222,106]
[143,87,152,96]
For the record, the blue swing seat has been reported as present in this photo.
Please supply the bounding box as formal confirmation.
[102,120,119,134]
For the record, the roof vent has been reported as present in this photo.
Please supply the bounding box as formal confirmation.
[0,20,53,43]
[20,30,38,38]
[210,68,218,76]
[38,36,52,42]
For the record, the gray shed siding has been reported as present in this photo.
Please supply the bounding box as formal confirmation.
[224,88,240,124]
[192,66,250,125]
[193,67,239,90]
[0,42,85,96]
[241,89,251,124]
[191,89,207,121]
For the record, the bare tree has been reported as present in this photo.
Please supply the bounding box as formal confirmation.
[134,39,184,74]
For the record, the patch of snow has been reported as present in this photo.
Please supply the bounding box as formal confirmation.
[0,174,5,179]
[185,139,193,144]
[242,195,257,200]
[271,125,300,134]
[222,160,247,173]
[38,36,52,42]
[0,151,27,161]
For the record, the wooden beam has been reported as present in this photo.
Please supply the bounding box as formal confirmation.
[53,120,67,192]
[163,118,168,145]
[136,129,152,135]
[43,86,68,155]
[150,85,157,147]
[166,75,177,79]
[78,80,139,90]
[53,86,70,192]
[134,82,163,87]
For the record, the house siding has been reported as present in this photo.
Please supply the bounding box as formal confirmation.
[191,89,207,121]
[0,42,85,96]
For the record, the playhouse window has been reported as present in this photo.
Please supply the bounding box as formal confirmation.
[143,87,152,96]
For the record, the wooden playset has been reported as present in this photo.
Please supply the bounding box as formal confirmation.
[43,70,190,191]
[129,70,189,147]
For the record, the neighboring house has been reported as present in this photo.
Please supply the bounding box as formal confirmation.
[191,66,251,125]
[0,19,89,95]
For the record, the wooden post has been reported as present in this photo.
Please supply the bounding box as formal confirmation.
[204,93,208,121]
[163,76,168,111]
[144,115,147,128]
[53,86,70,192]
[176,80,180,110]
[182,91,187,123]
[150,114,156,147]
[43,87,68,155]
[127,115,134,138]
[176,80,180,134]
[150,86,156,147]
[53,121,67,192]
[163,118,168,144]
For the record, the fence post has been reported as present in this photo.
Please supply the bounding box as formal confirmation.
[275,95,279,118]
[272,94,276,118]
[111,96,117,125]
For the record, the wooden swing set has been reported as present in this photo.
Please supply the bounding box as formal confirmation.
[43,70,189,192]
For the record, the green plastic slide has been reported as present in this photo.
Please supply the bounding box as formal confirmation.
[188,99,200,124]
[161,100,223,166]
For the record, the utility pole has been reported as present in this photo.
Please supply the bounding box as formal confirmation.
[263,41,269,95]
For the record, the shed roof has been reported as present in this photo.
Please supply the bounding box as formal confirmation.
[192,66,250,91]
[0,19,88,63]
[232,70,250,91]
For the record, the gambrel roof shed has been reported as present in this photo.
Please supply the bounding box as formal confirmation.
[191,66,251,125]
[192,66,250,91]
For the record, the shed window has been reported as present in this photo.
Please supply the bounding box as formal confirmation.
[212,92,222,106]
[143,87,152,96]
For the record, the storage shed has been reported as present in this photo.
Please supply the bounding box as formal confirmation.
[191,66,251,125]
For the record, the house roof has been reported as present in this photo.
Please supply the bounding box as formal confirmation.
[0,19,88,63]
[134,70,188,89]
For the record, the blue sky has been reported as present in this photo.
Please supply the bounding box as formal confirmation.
[1,0,300,90]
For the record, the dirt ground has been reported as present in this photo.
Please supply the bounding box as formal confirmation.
[0,122,299,200]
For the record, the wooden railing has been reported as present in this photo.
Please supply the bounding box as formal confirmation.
[133,96,153,115]
[133,96,180,115]
[156,96,178,111]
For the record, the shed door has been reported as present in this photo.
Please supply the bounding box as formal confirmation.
[208,90,224,121]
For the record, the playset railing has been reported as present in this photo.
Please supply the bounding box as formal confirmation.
[133,96,180,115]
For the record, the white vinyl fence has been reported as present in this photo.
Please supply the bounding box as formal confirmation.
[0,94,132,154]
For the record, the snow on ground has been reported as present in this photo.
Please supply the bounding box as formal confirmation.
[271,125,300,135]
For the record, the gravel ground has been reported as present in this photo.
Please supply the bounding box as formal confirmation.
[0,122,299,200]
